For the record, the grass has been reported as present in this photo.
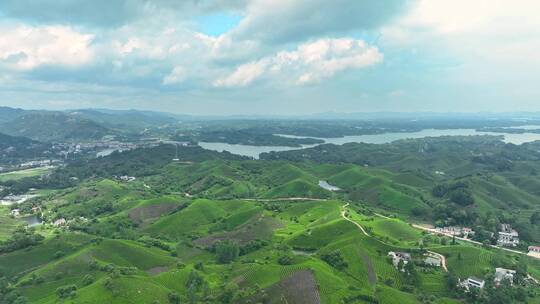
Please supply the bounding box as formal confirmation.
[360,217,423,245]
[145,199,257,239]
[0,167,52,182]
[0,233,94,278]
[89,239,175,270]
[0,206,24,240]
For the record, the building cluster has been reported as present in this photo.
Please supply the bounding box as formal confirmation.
[494,268,516,286]
[388,251,411,269]
[459,267,522,292]
[435,226,475,238]
[115,175,137,182]
[424,253,442,267]
[459,277,486,290]
[388,251,444,269]
[1,194,38,207]
[53,216,88,227]
[18,159,61,169]
[497,223,520,247]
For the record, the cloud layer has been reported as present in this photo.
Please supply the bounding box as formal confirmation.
[214,38,382,87]
[0,0,539,114]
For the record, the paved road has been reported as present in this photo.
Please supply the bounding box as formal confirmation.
[410,223,532,257]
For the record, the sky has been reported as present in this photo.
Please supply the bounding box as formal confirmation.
[0,0,539,115]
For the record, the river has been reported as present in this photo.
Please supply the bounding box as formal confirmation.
[198,128,540,159]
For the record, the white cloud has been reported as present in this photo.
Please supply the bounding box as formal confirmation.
[382,0,540,63]
[213,61,267,87]
[0,24,94,70]
[230,0,408,43]
[162,66,187,85]
[214,38,382,87]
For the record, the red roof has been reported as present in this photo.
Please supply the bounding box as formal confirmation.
[528,246,540,250]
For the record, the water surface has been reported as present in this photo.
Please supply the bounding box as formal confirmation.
[200,128,540,158]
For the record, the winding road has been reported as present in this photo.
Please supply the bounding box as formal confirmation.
[341,204,448,272]
[341,203,369,236]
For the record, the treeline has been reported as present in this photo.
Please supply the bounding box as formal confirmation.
[1,144,247,194]
[432,181,474,206]
[196,130,324,147]
[0,227,44,254]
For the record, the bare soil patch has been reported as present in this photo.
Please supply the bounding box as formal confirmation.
[194,214,282,247]
[128,203,179,225]
[146,266,169,276]
[360,252,377,286]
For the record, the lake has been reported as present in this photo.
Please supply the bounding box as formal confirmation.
[199,128,540,159]
[21,215,42,227]
[318,180,341,191]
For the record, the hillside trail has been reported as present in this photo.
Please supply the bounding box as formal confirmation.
[242,197,329,202]
[426,251,448,272]
[342,203,449,272]
[341,203,369,236]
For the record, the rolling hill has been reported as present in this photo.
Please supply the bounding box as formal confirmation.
[1,112,111,142]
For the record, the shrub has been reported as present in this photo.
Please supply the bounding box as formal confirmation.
[82,274,95,286]
[321,251,348,270]
[277,255,293,265]
[56,284,77,299]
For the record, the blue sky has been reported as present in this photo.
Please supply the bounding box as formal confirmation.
[0,0,539,115]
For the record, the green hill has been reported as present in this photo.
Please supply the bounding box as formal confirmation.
[1,112,111,142]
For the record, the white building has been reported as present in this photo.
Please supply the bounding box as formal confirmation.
[494,268,516,285]
[10,209,20,217]
[388,251,411,268]
[53,218,67,226]
[497,224,520,247]
[528,246,540,258]
[460,277,485,290]
[424,255,442,267]
[435,226,475,238]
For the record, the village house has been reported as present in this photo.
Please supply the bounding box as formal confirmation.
[494,268,516,286]
[460,277,486,290]
[118,175,136,182]
[528,246,540,258]
[435,226,475,238]
[53,218,67,226]
[388,251,411,268]
[497,224,520,247]
[424,254,442,267]
[31,206,42,214]
[10,209,20,217]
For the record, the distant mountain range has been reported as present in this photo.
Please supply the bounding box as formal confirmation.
[0,107,185,142]
[3,105,540,143]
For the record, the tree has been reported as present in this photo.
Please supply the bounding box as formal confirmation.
[277,255,293,265]
[403,262,419,287]
[214,240,239,264]
[56,284,77,299]
[531,211,540,225]
[168,291,180,304]
[82,274,94,286]
[515,257,528,284]
[321,251,348,270]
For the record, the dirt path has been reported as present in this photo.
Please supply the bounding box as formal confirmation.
[426,250,448,272]
[242,197,329,202]
[341,203,369,236]
[344,205,450,272]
